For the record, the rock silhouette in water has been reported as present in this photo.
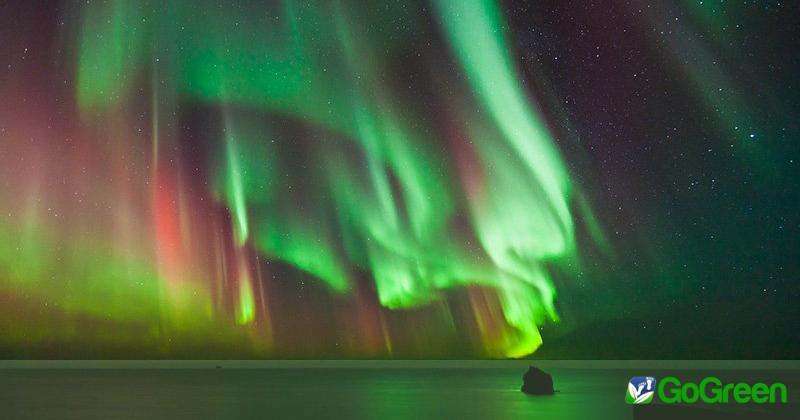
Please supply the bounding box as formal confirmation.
[521,366,555,395]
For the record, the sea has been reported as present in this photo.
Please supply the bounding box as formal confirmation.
[1,362,798,419]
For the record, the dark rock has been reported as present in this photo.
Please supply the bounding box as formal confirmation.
[521,366,555,395]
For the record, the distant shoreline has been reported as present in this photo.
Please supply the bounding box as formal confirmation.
[2,360,799,369]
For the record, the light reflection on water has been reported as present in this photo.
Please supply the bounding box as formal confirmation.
[0,368,633,419]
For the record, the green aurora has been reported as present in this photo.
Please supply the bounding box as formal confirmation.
[0,0,594,358]
[2,0,793,359]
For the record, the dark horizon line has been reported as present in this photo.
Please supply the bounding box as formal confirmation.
[2,360,799,369]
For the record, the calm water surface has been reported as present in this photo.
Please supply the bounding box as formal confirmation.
[0,368,635,419]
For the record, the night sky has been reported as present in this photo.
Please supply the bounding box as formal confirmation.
[0,0,797,359]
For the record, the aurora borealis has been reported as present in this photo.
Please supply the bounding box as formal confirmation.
[1,0,798,359]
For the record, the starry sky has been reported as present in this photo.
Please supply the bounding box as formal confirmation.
[0,0,797,359]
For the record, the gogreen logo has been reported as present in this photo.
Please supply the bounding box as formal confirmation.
[625,376,788,405]
[626,377,656,404]
[658,377,787,404]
